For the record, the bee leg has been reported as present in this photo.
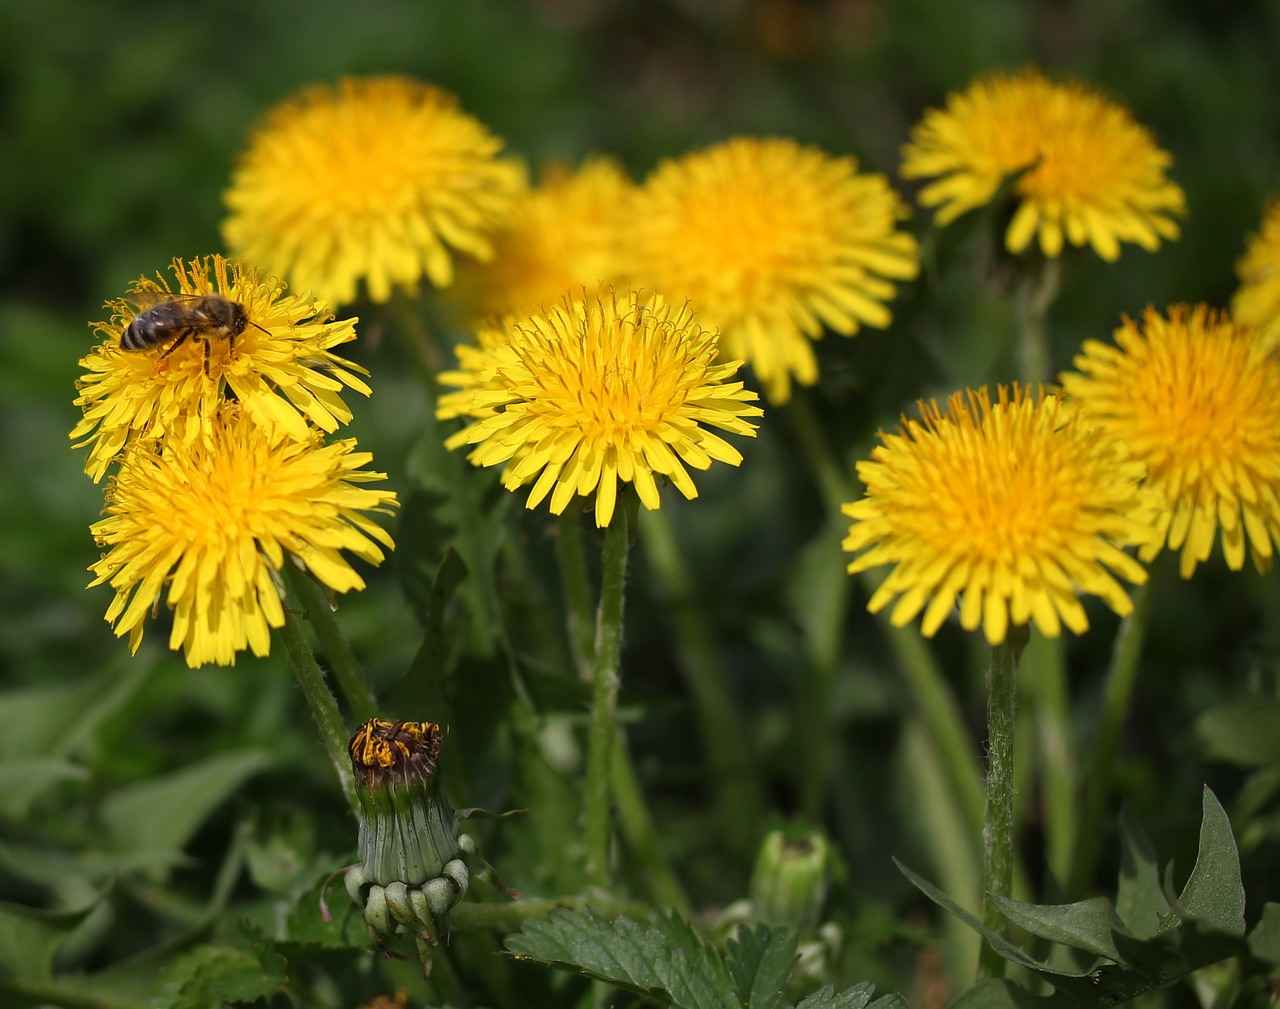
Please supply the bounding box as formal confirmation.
[158,331,191,361]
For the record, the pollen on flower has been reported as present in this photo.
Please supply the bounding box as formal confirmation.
[843,385,1157,645]
[438,285,764,528]
[222,75,525,306]
[628,136,919,404]
[72,255,370,482]
[901,67,1186,262]
[349,719,443,788]
[1062,304,1280,578]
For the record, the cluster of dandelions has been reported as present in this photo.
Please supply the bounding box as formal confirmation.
[72,255,398,667]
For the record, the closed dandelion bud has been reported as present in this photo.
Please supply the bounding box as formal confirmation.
[750,827,833,931]
[349,719,460,889]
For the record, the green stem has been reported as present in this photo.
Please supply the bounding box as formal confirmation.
[1025,629,1075,888]
[979,627,1027,980]
[280,579,357,816]
[557,511,598,678]
[1067,579,1154,897]
[284,565,377,722]
[639,507,762,850]
[611,732,690,911]
[583,502,631,888]
[1013,257,1062,386]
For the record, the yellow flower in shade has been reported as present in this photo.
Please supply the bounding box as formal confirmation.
[222,75,525,306]
[1232,198,1280,348]
[88,407,397,667]
[72,255,370,482]
[901,67,1186,262]
[628,137,919,405]
[1061,305,1280,578]
[438,286,763,528]
[451,157,638,321]
[842,386,1155,645]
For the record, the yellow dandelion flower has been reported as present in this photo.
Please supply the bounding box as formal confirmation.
[88,407,397,668]
[842,386,1156,645]
[451,157,638,321]
[222,75,525,306]
[1062,305,1280,578]
[628,137,919,405]
[439,286,764,528]
[901,67,1186,262]
[71,255,370,482]
[1232,198,1280,348]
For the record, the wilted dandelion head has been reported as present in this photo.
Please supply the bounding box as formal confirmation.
[222,75,525,306]
[901,67,1185,262]
[439,285,764,528]
[1062,305,1280,578]
[843,386,1156,645]
[629,137,919,404]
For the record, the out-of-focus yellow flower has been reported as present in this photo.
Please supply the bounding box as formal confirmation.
[451,157,638,321]
[629,137,919,404]
[439,285,763,527]
[72,255,369,482]
[843,386,1156,645]
[88,407,397,667]
[1232,198,1280,348]
[1062,305,1280,577]
[901,67,1185,262]
[223,75,525,306]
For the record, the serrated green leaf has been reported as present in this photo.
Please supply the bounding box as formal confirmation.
[1115,806,1168,939]
[1246,903,1280,964]
[505,907,738,1009]
[100,750,272,872]
[866,994,910,1009]
[793,981,876,1009]
[724,924,797,1009]
[1191,699,1280,767]
[154,941,288,1009]
[987,894,1126,965]
[1178,787,1246,936]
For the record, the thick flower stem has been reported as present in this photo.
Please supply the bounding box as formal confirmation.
[1013,256,1061,387]
[640,508,763,849]
[583,503,631,889]
[280,581,357,816]
[556,512,598,679]
[285,565,377,723]
[979,626,1028,980]
[1067,579,1153,897]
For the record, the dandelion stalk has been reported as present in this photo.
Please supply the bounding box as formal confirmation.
[557,511,597,679]
[584,500,631,888]
[285,564,376,723]
[979,625,1028,979]
[1012,255,1060,387]
[280,576,357,815]
[1067,579,1153,896]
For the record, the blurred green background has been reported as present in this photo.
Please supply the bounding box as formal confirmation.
[4,1,1280,1003]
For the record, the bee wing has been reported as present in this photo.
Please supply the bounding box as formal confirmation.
[125,290,207,313]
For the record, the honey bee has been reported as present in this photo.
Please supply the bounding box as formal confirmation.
[121,292,267,371]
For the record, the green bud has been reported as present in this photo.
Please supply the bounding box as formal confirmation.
[349,719,461,888]
[749,826,833,930]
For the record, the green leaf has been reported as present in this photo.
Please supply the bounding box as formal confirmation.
[949,979,1066,1009]
[0,898,98,982]
[1246,903,1280,964]
[153,941,288,1009]
[505,907,739,1009]
[988,894,1127,965]
[1178,787,1246,936]
[1115,806,1168,939]
[724,924,798,1009]
[793,981,878,1009]
[1191,698,1280,766]
[100,750,272,872]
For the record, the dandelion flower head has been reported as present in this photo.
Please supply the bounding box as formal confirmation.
[451,157,638,322]
[439,285,764,528]
[88,407,397,667]
[842,386,1156,645]
[222,75,525,306]
[72,255,370,482]
[1232,197,1280,348]
[1062,305,1280,578]
[901,67,1186,262]
[628,137,919,405]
